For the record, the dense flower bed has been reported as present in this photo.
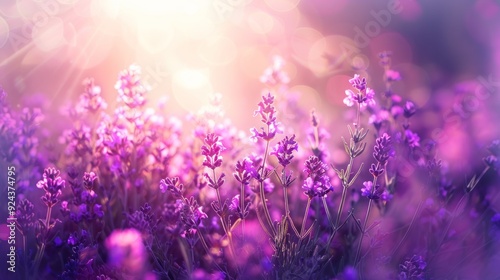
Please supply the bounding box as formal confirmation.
[1,53,499,280]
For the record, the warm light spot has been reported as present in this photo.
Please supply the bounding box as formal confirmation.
[291,27,323,69]
[0,16,9,48]
[247,10,274,34]
[198,36,237,66]
[137,19,174,54]
[307,35,359,77]
[264,0,300,13]
[172,69,212,112]
[32,17,65,51]
[289,85,320,110]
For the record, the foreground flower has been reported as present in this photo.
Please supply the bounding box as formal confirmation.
[270,134,298,168]
[302,156,332,198]
[36,167,66,207]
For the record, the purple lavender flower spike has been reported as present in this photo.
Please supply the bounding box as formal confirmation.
[115,64,147,109]
[302,156,332,198]
[36,167,66,207]
[251,92,283,141]
[344,74,376,108]
[201,133,225,170]
[373,133,392,166]
[270,134,298,168]
[234,158,252,185]
[159,177,184,197]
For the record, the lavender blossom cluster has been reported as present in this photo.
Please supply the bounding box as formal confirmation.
[1,53,499,280]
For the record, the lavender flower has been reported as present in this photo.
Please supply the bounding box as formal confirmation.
[343,74,376,108]
[36,167,66,207]
[251,92,283,141]
[403,101,417,118]
[405,129,420,148]
[82,171,98,190]
[270,134,298,168]
[399,255,427,280]
[373,133,392,166]
[385,69,402,82]
[260,55,290,86]
[360,181,392,202]
[378,51,393,67]
[234,158,252,185]
[16,198,35,231]
[201,133,226,189]
[201,133,225,170]
[302,156,332,198]
[159,177,184,197]
[115,64,147,109]
[180,196,208,229]
[77,78,107,113]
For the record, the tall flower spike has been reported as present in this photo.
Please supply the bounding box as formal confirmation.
[115,64,147,109]
[343,74,376,108]
[36,167,66,207]
[302,156,332,198]
[251,92,283,141]
[234,158,252,185]
[201,133,225,170]
[373,133,392,165]
[270,135,298,168]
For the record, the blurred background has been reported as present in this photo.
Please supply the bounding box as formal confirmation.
[0,0,499,137]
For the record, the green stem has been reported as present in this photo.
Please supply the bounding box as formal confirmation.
[259,139,276,237]
[300,198,312,238]
[33,205,53,277]
[355,164,380,265]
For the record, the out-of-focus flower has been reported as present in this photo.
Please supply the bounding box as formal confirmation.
[487,140,500,156]
[270,134,298,168]
[403,101,417,118]
[378,51,392,67]
[360,181,380,200]
[16,198,35,231]
[105,228,146,280]
[405,129,420,148]
[115,64,147,109]
[36,167,66,207]
[385,69,402,82]
[82,171,98,190]
[302,156,332,198]
[398,255,427,280]
[369,110,390,131]
[77,78,108,113]
[260,55,290,86]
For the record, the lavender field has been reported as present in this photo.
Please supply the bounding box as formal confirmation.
[1,0,500,279]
